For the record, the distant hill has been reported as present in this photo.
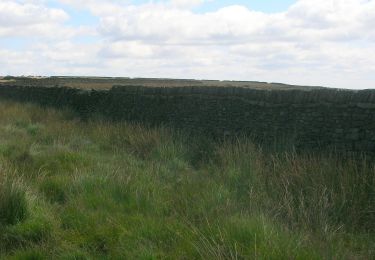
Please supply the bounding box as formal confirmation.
[0,76,329,91]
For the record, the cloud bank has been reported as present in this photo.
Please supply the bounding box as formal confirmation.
[1,0,375,89]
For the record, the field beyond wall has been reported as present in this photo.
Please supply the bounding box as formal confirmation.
[0,100,374,259]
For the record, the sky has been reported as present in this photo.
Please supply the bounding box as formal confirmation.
[1,0,375,89]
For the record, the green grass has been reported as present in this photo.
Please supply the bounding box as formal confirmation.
[0,178,28,226]
[0,100,374,259]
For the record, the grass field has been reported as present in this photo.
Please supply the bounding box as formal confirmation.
[0,100,374,259]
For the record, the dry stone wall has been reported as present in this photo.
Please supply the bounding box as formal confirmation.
[1,84,375,152]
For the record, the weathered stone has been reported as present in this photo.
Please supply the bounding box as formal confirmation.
[1,84,375,153]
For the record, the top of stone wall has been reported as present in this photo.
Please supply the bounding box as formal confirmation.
[110,85,375,104]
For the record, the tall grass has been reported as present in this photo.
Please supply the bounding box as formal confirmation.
[0,176,28,225]
[0,100,373,259]
[215,141,375,233]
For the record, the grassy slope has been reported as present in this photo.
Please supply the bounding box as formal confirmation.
[0,100,374,259]
[0,76,325,90]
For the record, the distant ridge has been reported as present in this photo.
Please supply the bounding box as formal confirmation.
[0,76,330,91]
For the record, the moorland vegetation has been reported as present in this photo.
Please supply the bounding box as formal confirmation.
[0,100,374,259]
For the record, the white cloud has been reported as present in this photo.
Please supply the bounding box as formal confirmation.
[0,1,70,37]
[97,5,271,44]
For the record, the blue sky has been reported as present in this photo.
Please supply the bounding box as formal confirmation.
[191,0,297,13]
[129,0,297,12]
[49,0,297,27]
[1,0,375,89]
[46,1,98,26]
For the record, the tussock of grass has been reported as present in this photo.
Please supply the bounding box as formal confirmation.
[7,249,46,260]
[39,177,67,204]
[0,100,374,259]
[0,177,28,226]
